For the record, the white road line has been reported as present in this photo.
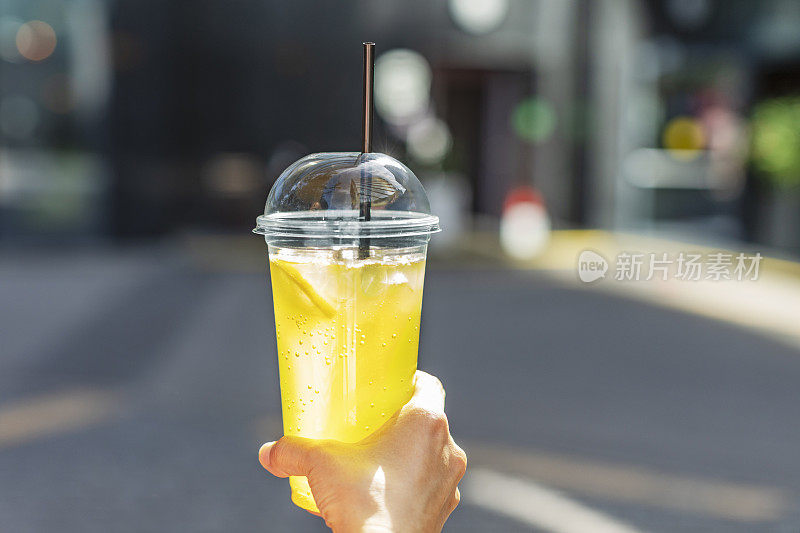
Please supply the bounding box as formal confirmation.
[0,388,117,449]
[465,468,645,533]
[465,443,788,522]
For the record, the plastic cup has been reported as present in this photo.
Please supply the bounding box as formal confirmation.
[254,152,439,512]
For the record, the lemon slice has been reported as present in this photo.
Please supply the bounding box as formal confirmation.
[271,260,337,318]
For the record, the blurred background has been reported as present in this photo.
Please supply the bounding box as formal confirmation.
[2,0,800,531]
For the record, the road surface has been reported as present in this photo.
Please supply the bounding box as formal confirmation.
[1,246,799,532]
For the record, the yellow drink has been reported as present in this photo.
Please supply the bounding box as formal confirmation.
[269,246,426,512]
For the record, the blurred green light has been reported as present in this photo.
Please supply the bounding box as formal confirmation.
[751,97,800,188]
[511,97,556,143]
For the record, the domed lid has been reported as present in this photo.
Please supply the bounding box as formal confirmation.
[254,152,440,239]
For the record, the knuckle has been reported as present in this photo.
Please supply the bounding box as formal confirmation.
[404,405,441,425]
[428,373,445,394]
[402,405,450,440]
[452,442,467,463]
[429,411,450,435]
[451,445,468,478]
[269,438,288,465]
[271,437,328,474]
[402,404,430,420]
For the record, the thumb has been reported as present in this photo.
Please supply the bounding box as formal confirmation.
[259,436,321,478]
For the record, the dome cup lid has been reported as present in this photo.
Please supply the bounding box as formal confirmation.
[254,152,440,239]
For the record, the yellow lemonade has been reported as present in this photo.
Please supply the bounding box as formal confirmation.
[268,246,426,512]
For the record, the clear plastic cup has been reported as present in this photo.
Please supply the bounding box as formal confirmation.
[254,152,439,512]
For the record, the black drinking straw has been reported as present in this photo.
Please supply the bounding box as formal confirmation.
[358,42,375,259]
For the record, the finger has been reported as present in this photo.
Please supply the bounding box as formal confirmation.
[410,370,446,413]
[258,436,321,478]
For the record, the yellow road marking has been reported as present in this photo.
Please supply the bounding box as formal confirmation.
[466,442,789,522]
[0,388,117,450]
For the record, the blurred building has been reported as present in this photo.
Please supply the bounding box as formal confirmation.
[1,0,800,252]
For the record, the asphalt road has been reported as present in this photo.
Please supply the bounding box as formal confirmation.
[1,246,799,532]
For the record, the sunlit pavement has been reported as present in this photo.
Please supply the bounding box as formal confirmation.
[2,241,800,532]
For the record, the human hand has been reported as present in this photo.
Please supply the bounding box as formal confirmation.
[259,371,467,532]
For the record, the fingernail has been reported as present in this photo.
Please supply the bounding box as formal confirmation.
[259,441,276,468]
